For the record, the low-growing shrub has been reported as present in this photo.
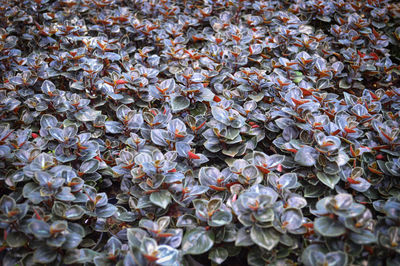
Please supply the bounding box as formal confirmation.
[0,0,400,265]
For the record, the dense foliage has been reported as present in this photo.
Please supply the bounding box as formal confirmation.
[1,0,400,265]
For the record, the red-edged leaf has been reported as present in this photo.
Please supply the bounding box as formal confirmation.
[188,151,200,160]
[115,79,128,85]
[347,177,361,184]
[213,95,221,102]
[370,52,379,61]
[209,185,227,191]
[300,87,313,96]
[278,78,290,87]
[344,127,356,133]
[350,145,357,157]
[285,148,298,153]
[226,181,240,189]
[0,130,14,142]
[302,223,314,229]
[33,208,42,220]
[196,121,207,130]
[379,128,393,142]
[368,166,383,175]
[256,165,270,174]
[143,254,158,262]
[175,132,185,138]
[157,233,174,237]
[291,97,309,106]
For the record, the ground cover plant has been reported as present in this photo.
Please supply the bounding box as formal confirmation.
[1,0,400,265]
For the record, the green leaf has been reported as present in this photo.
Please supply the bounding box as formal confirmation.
[6,232,28,247]
[33,246,57,263]
[171,95,190,112]
[293,71,304,83]
[75,108,101,122]
[190,102,207,116]
[235,227,254,247]
[56,187,76,201]
[63,232,83,249]
[156,245,179,265]
[182,228,214,255]
[211,106,229,125]
[314,217,346,237]
[0,195,16,214]
[295,146,317,166]
[339,78,351,89]
[325,251,348,266]
[47,234,67,248]
[250,226,280,250]
[209,209,232,227]
[29,219,51,239]
[95,204,117,218]
[64,248,100,264]
[150,190,171,209]
[127,228,148,248]
[281,208,303,231]
[349,231,376,244]
[301,244,327,266]
[317,172,339,189]
[209,247,228,264]
[65,205,85,220]
[176,214,198,227]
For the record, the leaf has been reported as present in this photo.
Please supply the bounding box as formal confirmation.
[209,208,232,227]
[75,108,101,122]
[349,231,376,244]
[314,217,346,237]
[49,128,65,142]
[95,204,117,218]
[199,167,221,187]
[150,190,171,209]
[65,205,85,220]
[171,95,190,112]
[29,219,51,239]
[63,248,100,264]
[62,232,83,249]
[105,121,123,134]
[235,227,254,247]
[279,173,298,189]
[317,172,339,189]
[281,208,303,231]
[80,160,99,174]
[0,195,16,214]
[181,228,214,255]
[34,246,57,264]
[295,146,317,166]
[301,244,327,266]
[127,228,148,248]
[6,232,28,247]
[41,80,57,96]
[150,129,169,146]
[325,251,348,266]
[176,214,198,227]
[56,187,76,201]
[211,106,229,125]
[250,226,280,250]
[209,247,228,264]
[349,177,371,192]
[156,245,179,266]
